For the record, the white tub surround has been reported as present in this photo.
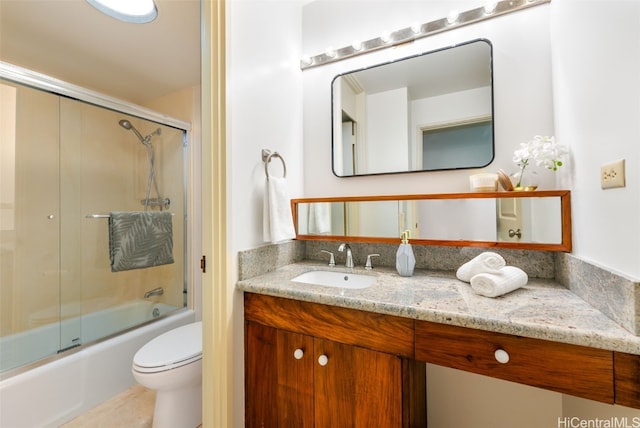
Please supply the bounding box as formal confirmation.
[1,300,179,373]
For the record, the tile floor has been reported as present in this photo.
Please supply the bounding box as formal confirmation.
[62,385,156,428]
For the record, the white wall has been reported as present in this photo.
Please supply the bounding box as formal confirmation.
[228,0,304,250]
[551,0,640,279]
[227,0,305,425]
[550,0,640,418]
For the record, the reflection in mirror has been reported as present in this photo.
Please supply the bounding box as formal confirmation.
[293,191,571,251]
[415,197,562,243]
[297,200,400,237]
[332,39,494,177]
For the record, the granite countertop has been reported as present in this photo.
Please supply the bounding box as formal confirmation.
[236,261,640,355]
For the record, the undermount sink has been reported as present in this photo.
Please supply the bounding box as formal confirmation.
[291,270,376,289]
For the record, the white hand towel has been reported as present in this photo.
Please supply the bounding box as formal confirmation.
[263,177,296,244]
[470,266,528,298]
[456,251,506,282]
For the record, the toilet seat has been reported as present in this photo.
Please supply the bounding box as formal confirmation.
[133,321,202,373]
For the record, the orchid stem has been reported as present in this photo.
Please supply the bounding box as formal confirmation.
[517,161,528,188]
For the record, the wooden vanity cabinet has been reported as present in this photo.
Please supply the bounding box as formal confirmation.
[244,291,640,424]
[244,293,426,428]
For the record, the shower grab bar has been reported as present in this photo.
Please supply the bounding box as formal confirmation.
[85,213,175,218]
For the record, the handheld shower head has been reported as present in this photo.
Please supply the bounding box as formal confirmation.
[118,119,147,144]
[118,119,133,130]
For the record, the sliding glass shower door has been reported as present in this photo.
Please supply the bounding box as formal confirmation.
[0,79,187,373]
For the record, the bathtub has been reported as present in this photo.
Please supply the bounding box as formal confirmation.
[0,300,195,428]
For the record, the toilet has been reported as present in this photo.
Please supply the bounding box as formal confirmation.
[132,321,202,428]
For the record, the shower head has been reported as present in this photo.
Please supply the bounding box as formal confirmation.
[119,119,162,146]
[118,119,133,130]
[119,119,147,145]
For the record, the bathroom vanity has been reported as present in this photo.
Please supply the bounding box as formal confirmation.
[239,263,640,427]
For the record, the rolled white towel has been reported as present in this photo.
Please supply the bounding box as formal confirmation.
[456,252,506,283]
[470,266,528,298]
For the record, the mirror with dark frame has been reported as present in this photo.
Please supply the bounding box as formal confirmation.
[332,39,494,177]
[293,191,572,252]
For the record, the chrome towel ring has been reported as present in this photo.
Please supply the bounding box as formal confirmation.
[262,149,287,180]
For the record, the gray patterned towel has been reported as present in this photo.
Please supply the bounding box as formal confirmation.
[108,211,174,272]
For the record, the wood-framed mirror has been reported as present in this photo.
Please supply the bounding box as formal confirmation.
[292,190,571,252]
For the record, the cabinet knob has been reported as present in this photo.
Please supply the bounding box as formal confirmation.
[318,354,329,366]
[494,349,510,364]
[293,348,304,360]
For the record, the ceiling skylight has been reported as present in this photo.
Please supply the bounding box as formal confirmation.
[86,0,158,23]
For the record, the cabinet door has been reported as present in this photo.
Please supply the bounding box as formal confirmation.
[245,322,314,427]
[277,328,314,427]
[314,338,403,428]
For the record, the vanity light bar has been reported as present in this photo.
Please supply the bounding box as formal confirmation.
[300,0,551,70]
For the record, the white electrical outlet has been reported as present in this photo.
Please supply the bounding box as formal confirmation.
[601,159,625,189]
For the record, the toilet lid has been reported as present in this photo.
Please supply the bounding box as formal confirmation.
[133,321,202,373]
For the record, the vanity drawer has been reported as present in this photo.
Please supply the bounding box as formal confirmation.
[244,293,415,358]
[415,320,614,404]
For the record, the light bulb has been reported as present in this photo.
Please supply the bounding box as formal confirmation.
[447,10,459,25]
[380,31,391,43]
[410,22,422,34]
[352,40,363,51]
[484,1,498,14]
[325,47,337,58]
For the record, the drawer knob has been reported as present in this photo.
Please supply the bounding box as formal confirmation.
[318,354,329,366]
[494,349,510,364]
[293,349,304,360]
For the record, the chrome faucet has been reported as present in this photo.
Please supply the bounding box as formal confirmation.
[338,243,354,268]
[144,287,164,299]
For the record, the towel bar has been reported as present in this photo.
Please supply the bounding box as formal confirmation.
[262,149,286,179]
[86,213,175,218]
